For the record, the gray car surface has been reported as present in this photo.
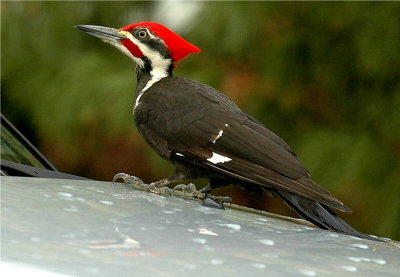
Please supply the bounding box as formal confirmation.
[2,176,400,276]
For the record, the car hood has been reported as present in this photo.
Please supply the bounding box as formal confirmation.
[2,177,400,276]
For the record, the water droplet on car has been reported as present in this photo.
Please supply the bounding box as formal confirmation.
[350,243,368,249]
[100,200,113,206]
[57,192,73,198]
[299,269,317,276]
[259,239,274,246]
[193,238,207,244]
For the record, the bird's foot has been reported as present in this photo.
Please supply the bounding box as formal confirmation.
[113,173,145,186]
[113,173,172,196]
[173,183,205,199]
[205,195,232,205]
[173,183,232,205]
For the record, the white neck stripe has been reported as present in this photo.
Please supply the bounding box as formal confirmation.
[114,31,172,110]
[134,76,164,108]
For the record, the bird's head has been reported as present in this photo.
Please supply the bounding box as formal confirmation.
[76,22,201,76]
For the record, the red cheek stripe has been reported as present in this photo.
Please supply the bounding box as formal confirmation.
[121,39,144,58]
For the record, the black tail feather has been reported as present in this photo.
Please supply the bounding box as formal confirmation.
[276,191,383,242]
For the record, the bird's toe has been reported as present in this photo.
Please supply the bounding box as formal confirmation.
[112,173,145,186]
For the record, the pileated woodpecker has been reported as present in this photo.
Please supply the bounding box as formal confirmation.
[76,22,380,241]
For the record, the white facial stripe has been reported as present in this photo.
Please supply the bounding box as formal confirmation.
[207,152,232,164]
[118,29,171,110]
[147,29,157,40]
[118,30,171,79]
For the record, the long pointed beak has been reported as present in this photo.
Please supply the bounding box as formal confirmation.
[75,25,126,41]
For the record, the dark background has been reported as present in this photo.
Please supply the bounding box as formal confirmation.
[2,1,399,240]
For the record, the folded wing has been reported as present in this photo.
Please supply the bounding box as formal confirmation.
[168,109,350,212]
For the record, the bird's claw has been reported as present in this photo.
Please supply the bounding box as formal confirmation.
[173,183,205,199]
[113,173,145,186]
[112,173,172,196]
[206,194,232,205]
[145,182,173,196]
[172,184,232,205]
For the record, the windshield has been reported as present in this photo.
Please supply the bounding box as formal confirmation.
[1,124,45,169]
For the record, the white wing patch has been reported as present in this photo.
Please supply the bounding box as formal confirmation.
[176,153,184,157]
[212,129,224,143]
[207,152,232,164]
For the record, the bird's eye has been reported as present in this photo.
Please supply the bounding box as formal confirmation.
[137,30,147,39]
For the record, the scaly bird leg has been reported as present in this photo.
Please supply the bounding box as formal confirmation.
[173,183,232,204]
[112,173,173,195]
[173,183,205,199]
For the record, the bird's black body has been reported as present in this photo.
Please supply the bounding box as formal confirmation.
[134,71,376,240]
[76,22,382,241]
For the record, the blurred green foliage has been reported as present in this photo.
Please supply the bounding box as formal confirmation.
[2,1,399,240]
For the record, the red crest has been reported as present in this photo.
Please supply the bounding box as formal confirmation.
[120,22,201,65]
